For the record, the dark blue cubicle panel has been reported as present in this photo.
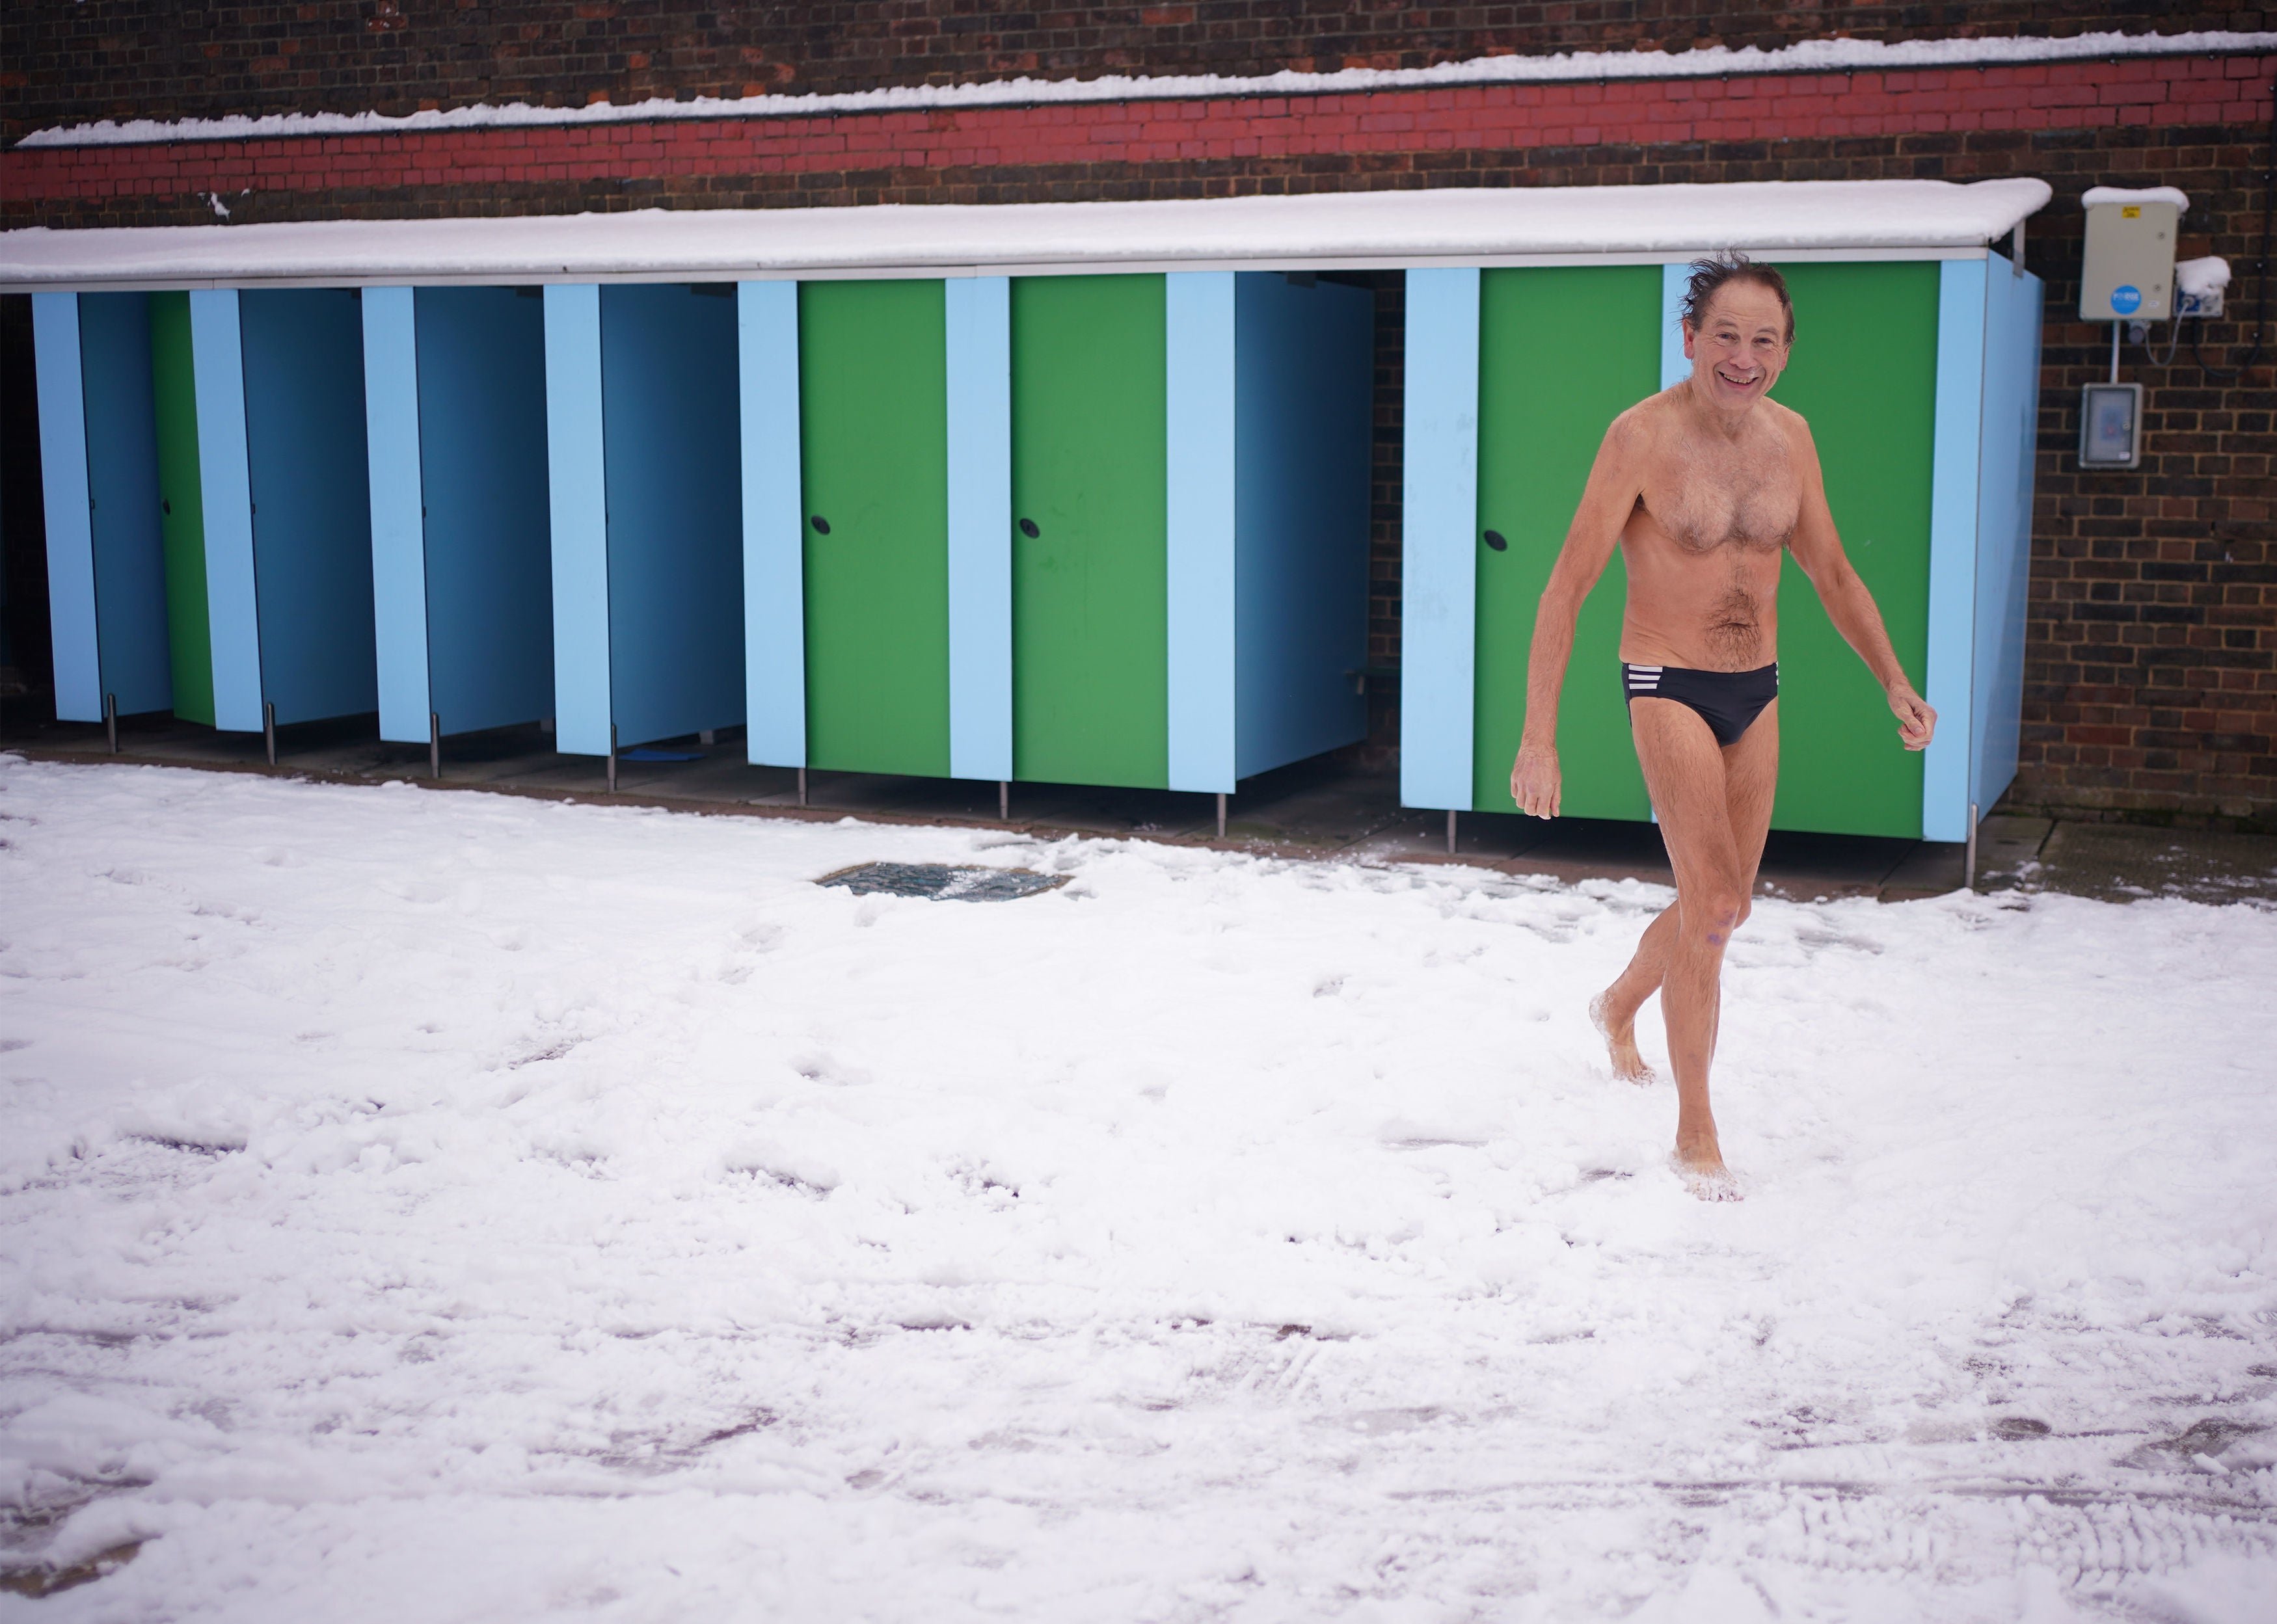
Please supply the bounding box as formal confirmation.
[421,288,554,735]
[366,286,556,744]
[79,295,174,719]
[600,284,746,748]
[1232,272,1373,780]
[239,289,377,727]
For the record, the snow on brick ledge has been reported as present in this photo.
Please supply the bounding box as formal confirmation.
[14,29,2276,150]
[0,179,2054,289]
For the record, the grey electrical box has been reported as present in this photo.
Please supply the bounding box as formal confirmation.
[2079,186,2184,322]
[2079,382,2143,470]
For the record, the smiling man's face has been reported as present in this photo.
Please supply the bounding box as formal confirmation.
[1682,280,1792,410]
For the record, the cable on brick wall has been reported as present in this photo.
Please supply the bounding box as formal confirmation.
[2193,78,2276,382]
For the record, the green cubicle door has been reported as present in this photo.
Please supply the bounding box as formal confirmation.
[1473,265,1662,818]
[148,291,215,726]
[1009,274,1170,789]
[798,280,952,778]
[1766,263,1936,838]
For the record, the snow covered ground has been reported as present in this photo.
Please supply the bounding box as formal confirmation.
[1,756,2272,1623]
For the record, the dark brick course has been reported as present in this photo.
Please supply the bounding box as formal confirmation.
[7,3,2274,147]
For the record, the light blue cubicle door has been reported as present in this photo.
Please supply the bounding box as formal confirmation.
[945,275,1012,783]
[739,279,806,769]
[1922,258,1986,842]
[187,289,264,733]
[31,292,101,722]
[1396,267,1481,812]
[1164,271,1237,794]
[1973,263,2044,819]
[543,285,610,756]
[362,284,430,741]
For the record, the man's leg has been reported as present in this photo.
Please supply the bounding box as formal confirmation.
[1593,702,1780,1082]
[1616,698,1780,1188]
[1720,696,1781,909]
[1592,905,1678,1083]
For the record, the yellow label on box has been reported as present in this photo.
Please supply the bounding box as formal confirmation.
[2122,206,2142,219]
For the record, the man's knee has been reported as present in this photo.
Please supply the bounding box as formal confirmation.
[1682,882,1747,940]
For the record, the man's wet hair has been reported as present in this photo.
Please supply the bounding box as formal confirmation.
[1680,252,1795,343]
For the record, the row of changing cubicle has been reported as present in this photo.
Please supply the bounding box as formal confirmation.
[34,271,1377,802]
[25,180,2049,842]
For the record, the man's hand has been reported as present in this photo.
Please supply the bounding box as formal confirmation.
[1889,684,1935,752]
[1511,742,1561,819]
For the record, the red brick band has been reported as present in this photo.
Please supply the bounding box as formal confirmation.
[7,53,2273,205]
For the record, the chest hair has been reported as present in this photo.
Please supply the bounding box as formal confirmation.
[1649,421,1800,554]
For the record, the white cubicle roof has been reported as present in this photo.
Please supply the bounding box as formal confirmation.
[0,178,2052,291]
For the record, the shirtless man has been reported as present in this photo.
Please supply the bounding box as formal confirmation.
[1509,255,1935,1199]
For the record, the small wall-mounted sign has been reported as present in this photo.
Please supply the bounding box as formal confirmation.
[2079,382,2144,470]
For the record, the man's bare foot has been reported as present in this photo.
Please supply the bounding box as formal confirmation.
[1589,991,1658,1085]
[1671,1142,1742,1203]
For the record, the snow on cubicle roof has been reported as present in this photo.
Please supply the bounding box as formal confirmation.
[0,178,2052,290]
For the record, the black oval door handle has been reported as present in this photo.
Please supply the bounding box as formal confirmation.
[1483,529,1508,552]
[810,516,831,535]
[163,498,172,514]
[1018,518,1039,538]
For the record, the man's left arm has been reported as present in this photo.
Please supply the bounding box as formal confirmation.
[1785,417,1937,752]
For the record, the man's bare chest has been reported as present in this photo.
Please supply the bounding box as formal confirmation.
[1634,438,1801,556]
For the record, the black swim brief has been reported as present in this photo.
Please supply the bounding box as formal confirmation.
[1621,661,1779,747]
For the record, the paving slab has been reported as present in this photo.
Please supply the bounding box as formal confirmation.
[826,773,1014,824]
[1216,772,1418,854]
[1879,840,1967,900]
[1356,805,1562,866]
[997,780,1216,840]
[1756,829,1927,901]
[1971,814,2054,892]
[1499,816,1673,888]
[2030,821,2277,907]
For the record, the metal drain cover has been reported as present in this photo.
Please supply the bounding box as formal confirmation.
[817,862,1068,902]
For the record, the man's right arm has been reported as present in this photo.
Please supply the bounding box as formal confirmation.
[1509,414,1647,819]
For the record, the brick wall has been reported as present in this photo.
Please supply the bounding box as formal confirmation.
[7,3,2272,147]
[1360,269,1406,767]
[2028,122,2277,823]
[4,28,2273,823]
[5,55,2269,230]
